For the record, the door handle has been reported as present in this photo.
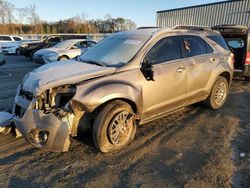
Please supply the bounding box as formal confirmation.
[177,66,186,73]
[209,57,215,63]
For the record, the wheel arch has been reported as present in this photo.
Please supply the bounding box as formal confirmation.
[58,54,69,60]
[219,71,231,85]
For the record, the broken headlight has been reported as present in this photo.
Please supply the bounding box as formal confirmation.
[35,85,76,116]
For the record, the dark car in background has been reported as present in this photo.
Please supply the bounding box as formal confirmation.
[213,25,250,81]
[19,34,87,59]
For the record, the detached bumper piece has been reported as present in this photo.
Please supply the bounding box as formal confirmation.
[13,99,71,152]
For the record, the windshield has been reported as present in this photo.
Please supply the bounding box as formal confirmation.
[79,34,150,67]
[53,40,75,49]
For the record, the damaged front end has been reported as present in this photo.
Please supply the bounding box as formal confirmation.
[13,85,80,152]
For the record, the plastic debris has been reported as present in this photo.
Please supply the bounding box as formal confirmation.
[0,111,13,133]
[240,153,246,158]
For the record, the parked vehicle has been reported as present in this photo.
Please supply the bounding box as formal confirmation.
[33,39,97,64]
[0,52,5,65]
[0,35,23,43]
[213,25,250,81]
[19,34,87,59]
[12,27,233,153]
[0,40,36,55]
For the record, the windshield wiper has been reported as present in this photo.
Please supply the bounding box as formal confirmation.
[81,60,106,66]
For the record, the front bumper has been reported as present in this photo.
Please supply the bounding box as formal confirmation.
[13,94,71,152]
[2,47,16,54]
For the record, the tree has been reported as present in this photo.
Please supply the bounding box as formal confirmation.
[115,17,125,31]
[0,0,15,24]
[27,4,40,25]
[123,19,137,30]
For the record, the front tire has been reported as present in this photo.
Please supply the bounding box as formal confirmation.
[92,101,137,153]
[58,56,69,61]
[203,76,229,109]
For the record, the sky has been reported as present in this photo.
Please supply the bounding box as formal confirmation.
[8,0,226,27]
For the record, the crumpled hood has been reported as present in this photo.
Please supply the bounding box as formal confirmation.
[22,60,116,96]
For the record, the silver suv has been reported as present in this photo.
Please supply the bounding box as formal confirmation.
[13,26,234,152]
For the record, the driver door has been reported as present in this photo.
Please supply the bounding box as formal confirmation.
[142,36,187,120]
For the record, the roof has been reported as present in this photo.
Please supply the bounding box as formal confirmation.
[157,0,243,13]
[115,28,165,37]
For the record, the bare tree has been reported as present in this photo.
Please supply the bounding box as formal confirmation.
[17,7,29,24]
[0,0,15,24]
[27,4,40,25]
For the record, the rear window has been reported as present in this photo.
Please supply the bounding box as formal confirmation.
[207,35,229,50]
[0,36,12,41]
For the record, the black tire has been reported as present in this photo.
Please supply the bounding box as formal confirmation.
[92,100,137,153]
[203,76,229,110]
[58,56,69,61]
[245,76,250,82]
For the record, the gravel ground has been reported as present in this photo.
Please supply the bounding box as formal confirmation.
[0,55,249,188]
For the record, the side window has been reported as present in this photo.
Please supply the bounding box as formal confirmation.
[204,40,214,54]
[0,36,12,41]
[182,35,207,57]
[80,41,88,48]
[13,37,22,41]
[145,36,182,64]
[87,41,97,48]
[48,37,61,44]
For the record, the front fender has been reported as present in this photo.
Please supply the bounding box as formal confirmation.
[73,82,143,116]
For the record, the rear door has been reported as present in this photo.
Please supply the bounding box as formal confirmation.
[180,35,216,102]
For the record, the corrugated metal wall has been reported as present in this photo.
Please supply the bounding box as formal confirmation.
[157,0,250,27]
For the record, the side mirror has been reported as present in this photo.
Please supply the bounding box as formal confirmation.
[140,60,155,81]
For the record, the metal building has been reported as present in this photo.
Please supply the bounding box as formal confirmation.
[157,0,250,27]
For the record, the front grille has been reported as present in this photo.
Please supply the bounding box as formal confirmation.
[14,104,26,118]
[19,89,33,101]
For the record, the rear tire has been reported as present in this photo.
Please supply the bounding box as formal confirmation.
[203,76,229,109]
[92,100,137,153]
[245,76,250,82]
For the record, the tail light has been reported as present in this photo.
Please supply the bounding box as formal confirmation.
[245,52,250,65]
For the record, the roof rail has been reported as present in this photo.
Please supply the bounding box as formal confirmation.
[212,25,247,30]
[137,26,162,30]
[173,25,212,31]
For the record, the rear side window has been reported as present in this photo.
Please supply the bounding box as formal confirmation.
[0,36,12,41]
[145,36,182,64]
[207,35,229,50]
[182,35,208,57]
[13,37,22,41]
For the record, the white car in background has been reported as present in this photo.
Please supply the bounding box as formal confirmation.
[33,39,97,64]
[0,35,23,53]
[0,35,23,43]
[0,40,35,54]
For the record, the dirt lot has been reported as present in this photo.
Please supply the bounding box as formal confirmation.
[0,56,249,188]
